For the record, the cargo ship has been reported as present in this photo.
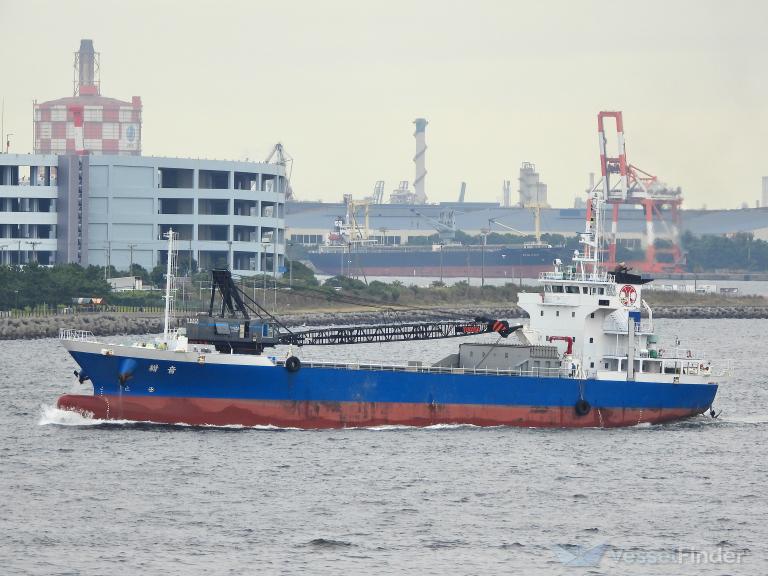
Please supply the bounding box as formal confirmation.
[55,190,720,428]
[306,243,571,278]
[305,209,571,278]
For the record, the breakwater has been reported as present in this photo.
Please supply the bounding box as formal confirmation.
[2,305,768,340]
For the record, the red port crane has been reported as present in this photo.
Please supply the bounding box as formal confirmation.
[595,111,684,274]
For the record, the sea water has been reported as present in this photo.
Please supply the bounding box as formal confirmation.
[1,319,766,575]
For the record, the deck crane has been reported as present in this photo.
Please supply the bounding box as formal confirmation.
[410,208,456,243]
[488,209,551,248]
[184,269,519,354]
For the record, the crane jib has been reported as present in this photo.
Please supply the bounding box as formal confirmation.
[279,319,520,346]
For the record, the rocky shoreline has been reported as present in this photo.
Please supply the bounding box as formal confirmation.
[1,305,768,340]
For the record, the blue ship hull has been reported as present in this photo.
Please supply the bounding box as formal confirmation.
[57,348,718,428]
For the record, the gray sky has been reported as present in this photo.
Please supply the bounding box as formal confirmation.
[2,0,766,209]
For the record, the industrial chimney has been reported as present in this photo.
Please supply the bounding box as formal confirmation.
[75,39,99,96]
[413,118,428,204]
[34,39,142,155]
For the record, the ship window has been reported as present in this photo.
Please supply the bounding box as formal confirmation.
[571,312,575,318]
[599,299,609,306]
[582,287,588,294]
[552,285,564,293]
[589,337,594,343]
[540,311,544,316]
[566,286,579,294]
[556,311,560,317]
[545,285,552,292]
[590,362,595,368]
[504,352,508,359]
[214,322,231,335]
[590,313,595,318]
[598,287,605,295]
[604,363,609,369]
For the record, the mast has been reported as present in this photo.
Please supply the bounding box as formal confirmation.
[573,185,605,279]
[163,228,177,340]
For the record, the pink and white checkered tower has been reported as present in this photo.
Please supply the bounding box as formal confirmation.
[33,39,142,156]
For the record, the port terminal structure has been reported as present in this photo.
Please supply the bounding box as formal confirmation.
[596,111,684,274]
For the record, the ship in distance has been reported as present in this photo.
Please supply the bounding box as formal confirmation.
[305,205,571,278]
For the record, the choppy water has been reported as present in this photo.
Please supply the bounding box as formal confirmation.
[2,319,767,575]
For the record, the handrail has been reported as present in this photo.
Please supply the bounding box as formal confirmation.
[59,328,97,342]
[276,359,566,379]
[539,270,615,284]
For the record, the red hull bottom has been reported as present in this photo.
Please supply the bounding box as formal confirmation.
[57,394,703,429]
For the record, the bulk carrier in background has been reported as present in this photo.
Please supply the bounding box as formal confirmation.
[305,201,571,278]
[55,186,721,429]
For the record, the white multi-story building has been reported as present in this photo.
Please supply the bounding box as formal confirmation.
[0,153,286,275]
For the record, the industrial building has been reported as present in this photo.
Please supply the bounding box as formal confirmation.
[34,40,142,156]
[0,153,287,274]
[285,200,768,249]
[0,39,287,275]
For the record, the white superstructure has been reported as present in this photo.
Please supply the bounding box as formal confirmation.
[518,188,717,384]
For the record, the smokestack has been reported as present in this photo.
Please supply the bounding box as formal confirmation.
[75,39,99,96]
[413,118,428,204]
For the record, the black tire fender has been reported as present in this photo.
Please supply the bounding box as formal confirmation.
[285,356,301,373]
[575,399,591,416]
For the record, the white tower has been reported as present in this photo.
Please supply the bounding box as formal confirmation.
[762,176,768,208]
[413,118,428,204]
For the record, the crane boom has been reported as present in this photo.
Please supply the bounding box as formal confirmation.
[489,211,549,247]
[185,270,519,354]
[410,208,456,242]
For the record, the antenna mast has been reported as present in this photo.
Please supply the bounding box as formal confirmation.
[163,228,178,340]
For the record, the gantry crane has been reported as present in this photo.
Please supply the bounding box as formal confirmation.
[595,111,683,273]
[265,142,294,200]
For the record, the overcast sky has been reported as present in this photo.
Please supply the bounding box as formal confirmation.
[1,0,766,209]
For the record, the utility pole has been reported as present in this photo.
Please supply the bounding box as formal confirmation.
[480,229,489,287]
[26,240,41,263]
[440,244,444,283]
[262,243,268,306]
[104,240,112,279]
[128,243,137,275]
[273,240,278,313]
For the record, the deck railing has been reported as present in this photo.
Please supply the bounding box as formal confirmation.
[539,270,615,284]
[276,359,566,379]
[58,328,97,342]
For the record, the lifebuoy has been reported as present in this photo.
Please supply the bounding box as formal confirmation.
[285,356,301,373]
[575,399,591,416]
